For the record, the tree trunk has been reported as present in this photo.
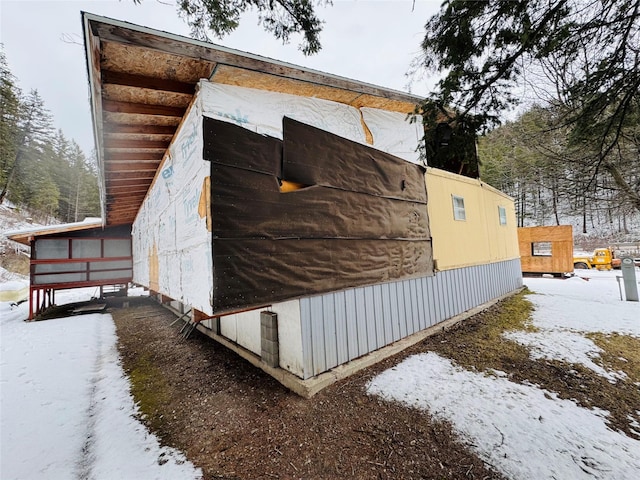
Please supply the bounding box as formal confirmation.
[0,148,22,204]
[603,160,640,214]
[552,177,560,225]
[74,179,80,222]
[519,188,526,227]
[582,194,587,234]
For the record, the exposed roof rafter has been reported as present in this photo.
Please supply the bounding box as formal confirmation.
[101,70,197,94]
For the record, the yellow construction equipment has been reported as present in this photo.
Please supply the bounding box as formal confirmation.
[573,248,621,271]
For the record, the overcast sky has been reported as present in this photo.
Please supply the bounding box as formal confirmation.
[0,0,441,155]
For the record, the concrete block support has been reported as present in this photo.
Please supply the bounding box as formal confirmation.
[261,311,279,367]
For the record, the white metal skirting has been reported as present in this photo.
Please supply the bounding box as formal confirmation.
[299,258,523,378]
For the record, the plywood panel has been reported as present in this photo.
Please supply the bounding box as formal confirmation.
[105,133,174,143]
[518,226,573,274]
[103,84,192,108]
[104,112,181,126]
[518,225,573,243]
[212,65,363,105]
[350,94,417,114]
[101,41,214,83]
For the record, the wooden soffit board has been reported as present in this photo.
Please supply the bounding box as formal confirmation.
[83,13,422,226]
[211,65,418,114]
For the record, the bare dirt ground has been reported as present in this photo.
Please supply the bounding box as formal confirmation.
[111,291,639,479]
[113,300,507,480]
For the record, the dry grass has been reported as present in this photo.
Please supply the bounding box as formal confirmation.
[0,251,30,276]
[420,290,640,439]
[588,333,640,384]
[418,289,536,373]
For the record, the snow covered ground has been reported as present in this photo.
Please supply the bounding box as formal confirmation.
[2,268,639,479]
[0,286,202,480]
[368,269,640,480]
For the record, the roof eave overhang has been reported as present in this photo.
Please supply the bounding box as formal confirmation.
[82,12,424,227]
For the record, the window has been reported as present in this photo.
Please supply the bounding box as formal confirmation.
[452,195,466,221]
[498,206,507,225]
[35,239,69,259]
[72,239,101,258]
[531,242,552,257]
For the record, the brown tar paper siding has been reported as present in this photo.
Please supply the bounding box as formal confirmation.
[203,116,283,177]
[210,163,430,240]
[282,117,427,203]
[203,116,433,314]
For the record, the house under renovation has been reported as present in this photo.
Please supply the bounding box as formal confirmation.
[82,13,522,395]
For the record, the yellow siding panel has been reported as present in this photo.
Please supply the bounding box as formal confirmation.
[426,168,519,270]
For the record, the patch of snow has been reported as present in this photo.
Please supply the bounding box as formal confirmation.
[2,217,103,239]
[525,271,640,336]
[502,271,640,381]
[0,288,201,479]
[0,279,28,292]
[0,266,28,284]
[0,203,46,232]
[368,269,640,480]
[367,352,640,480]
[503,330,626,382]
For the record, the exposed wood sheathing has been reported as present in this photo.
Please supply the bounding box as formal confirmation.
[102,85,193,109]
[88,38,215,225]
[212,65,364,105]
[518,225,574,274]
[210,66,417,115]
[83,14,421,225]
[100,42,215,83]
[349,94,417,114]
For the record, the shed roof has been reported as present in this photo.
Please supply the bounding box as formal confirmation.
[82,12,423,226]
[5,219,103,245]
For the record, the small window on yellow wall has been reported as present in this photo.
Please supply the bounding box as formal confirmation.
[452,195,466,221]
[498,206,507,225]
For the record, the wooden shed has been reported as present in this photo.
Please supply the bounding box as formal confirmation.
[518,225,574,275]
[82,13,522,395]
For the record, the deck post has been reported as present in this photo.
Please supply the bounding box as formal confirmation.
[260,311,279,368]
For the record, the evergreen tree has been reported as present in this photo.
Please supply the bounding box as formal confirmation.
[174,0,327,55]
[0,53,100,222]
[419,0,640,213]
[0,48,21,201]
[0,89,54,205]
[66,142,100,222]
[50,129,74,221]
[479,105,638,233]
